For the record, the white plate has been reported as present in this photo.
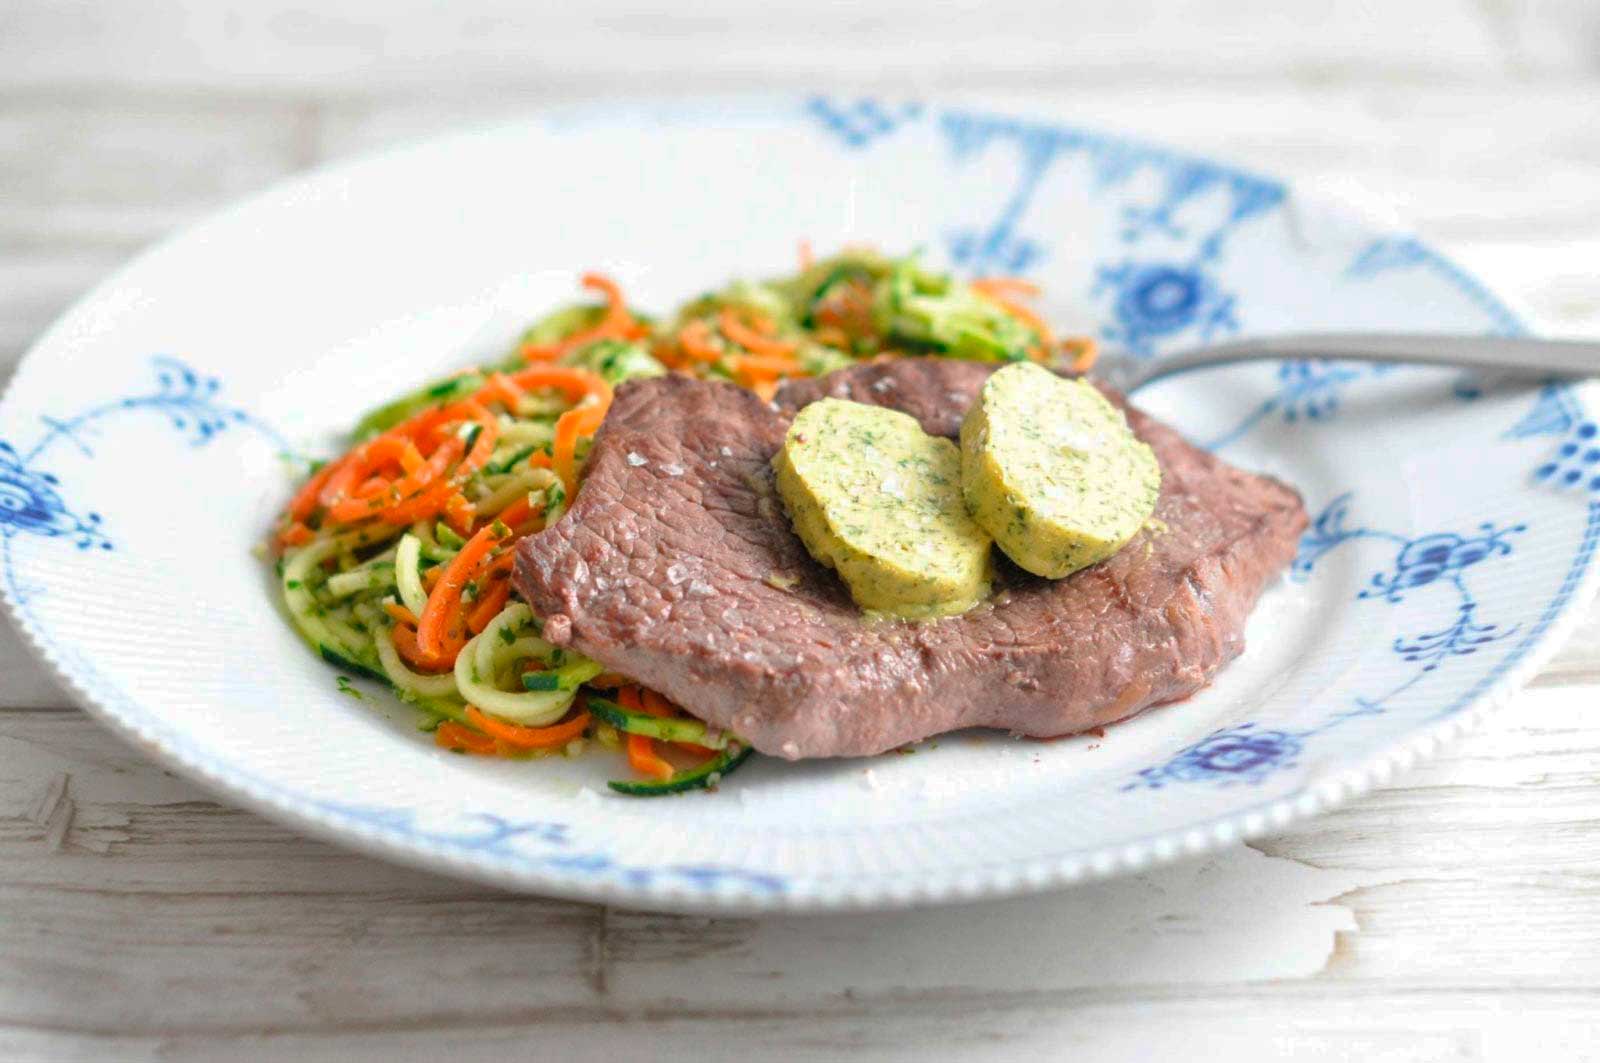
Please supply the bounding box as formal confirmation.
[3,97,1596,913]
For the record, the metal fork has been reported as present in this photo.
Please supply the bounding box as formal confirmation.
[1090,333,1600,394]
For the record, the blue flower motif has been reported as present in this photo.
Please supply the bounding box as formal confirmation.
[1362,522,1523,603]
[1096,260,1236,355]
[1125,723,1302,790]
[1115,264,1203,334]
[0,441,110,549]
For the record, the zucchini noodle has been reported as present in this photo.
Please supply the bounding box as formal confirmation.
[374,621,462,699]
[393,534,430,616]
[453,604,603,725]
[496,421,557,449]
[474,467,557,518]
[282,533,383,670]
[326,563,395,600]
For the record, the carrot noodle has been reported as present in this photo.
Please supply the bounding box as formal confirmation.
[729,353,802,378]
[626,732,676,779]
[635,689,716,757]
[719,308,797,357]
[553,400,609,497]
[520,273,646,361]
[608,685,674,778]
[676,319,723,363]
[466,576,513,633]
[466,704,591,750]
[1064,336,1100,373]
[278,522,314,549]
[383,601,419,626]
[436,721,498,755]
[418,522,505,660]
[498,365,610,404]
[483,372,526,408]
[443,493,476,537]
[494,496,539,532]
[970,277,1042,299]
[286,461,339,523]
[392,622,453,674]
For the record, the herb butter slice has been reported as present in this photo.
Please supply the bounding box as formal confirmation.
[774,398,991,618]
[961,363,1161,579]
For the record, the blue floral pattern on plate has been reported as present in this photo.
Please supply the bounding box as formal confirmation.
[0,97,1594,910]
[1128,485,1557,792]
[926,105,1282,355]
[0,357,280,554]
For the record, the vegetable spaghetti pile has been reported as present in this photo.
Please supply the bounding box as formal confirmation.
[270,249,1094,794]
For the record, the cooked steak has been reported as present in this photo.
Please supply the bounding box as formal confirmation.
[514,359,1308,759]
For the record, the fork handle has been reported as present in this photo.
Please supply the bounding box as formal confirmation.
[1143,332,1600,387]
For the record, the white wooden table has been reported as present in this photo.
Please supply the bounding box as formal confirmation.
[4,3,1600,1059]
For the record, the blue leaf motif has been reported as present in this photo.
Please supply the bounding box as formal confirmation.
[804,96,923,150]
[1392,602,1516,671]
[934,109,1283,287]
[1519,391,1600,495]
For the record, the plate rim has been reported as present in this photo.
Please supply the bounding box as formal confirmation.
[3,94,1596,914]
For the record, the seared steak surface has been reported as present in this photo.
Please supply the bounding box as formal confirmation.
[515,359,1307,759]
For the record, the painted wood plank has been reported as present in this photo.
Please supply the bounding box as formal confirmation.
[0,708,1363,1040]
[0,619,65,710]
[0,686,1597,1055]
[0,1,1517,93]
[3,990,1596,1063]
[0,96,314,373]
[2,990,1597,1063]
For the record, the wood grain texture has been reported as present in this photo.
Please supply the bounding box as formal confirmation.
[0,0,1532,92]
[0,688,1596,1060]
[2,1,1599,1058]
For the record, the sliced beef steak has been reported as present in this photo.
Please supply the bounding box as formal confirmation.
[514,359,1308,759]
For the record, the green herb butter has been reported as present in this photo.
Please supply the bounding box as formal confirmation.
[774,398,992,618]
[960,362,1161,579]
